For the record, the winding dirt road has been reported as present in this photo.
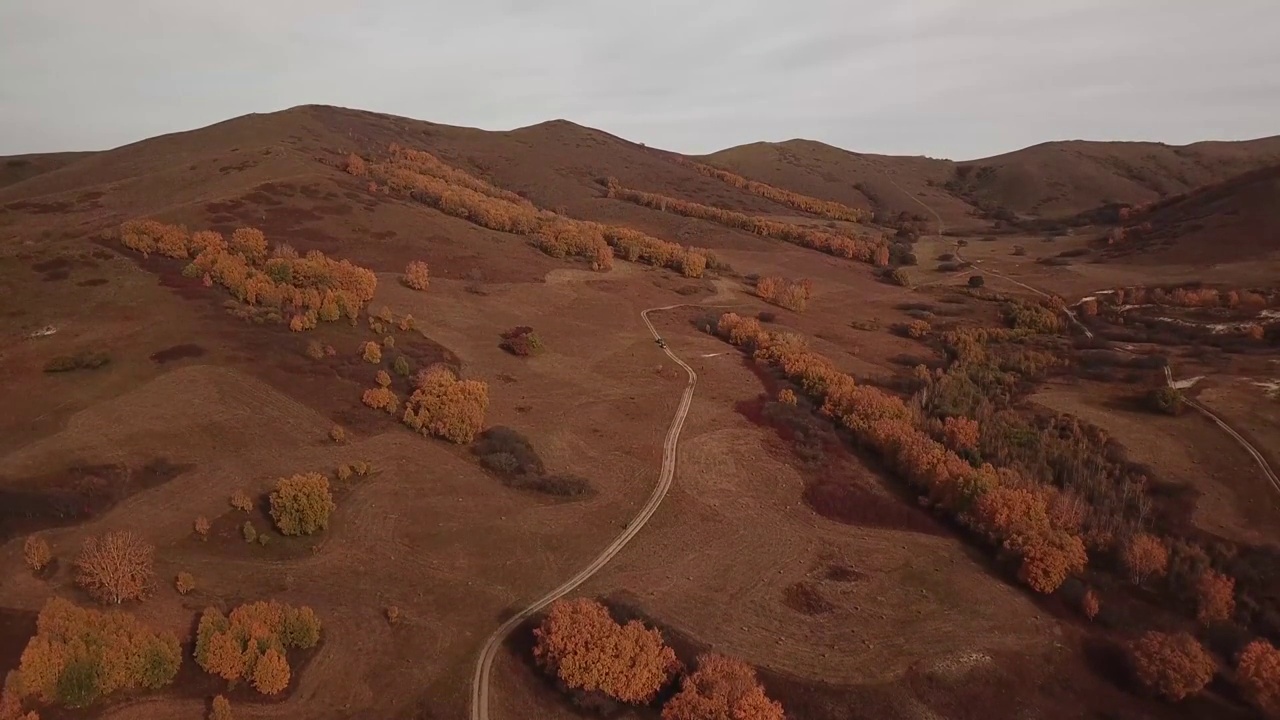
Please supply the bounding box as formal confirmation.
[468,303,703,720]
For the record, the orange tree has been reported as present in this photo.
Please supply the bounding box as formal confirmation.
[194,601,320,696]
[533,598,679,704]
[1128,631,1215,701]
[1237,639,1280,717]
[662,654,784,720]
[268,473,336,536]
[402,366,489,444]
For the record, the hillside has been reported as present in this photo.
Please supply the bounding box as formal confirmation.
[703,136,1280,228]
[0,151,96,190]
[1099,163,1280,265]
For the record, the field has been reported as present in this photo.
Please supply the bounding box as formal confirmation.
[1,105,1278,720]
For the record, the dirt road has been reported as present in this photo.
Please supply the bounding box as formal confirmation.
[468,303,703,720]
[1164,367,1280,492]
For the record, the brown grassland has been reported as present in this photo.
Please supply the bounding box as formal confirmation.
[1,104,1279,720]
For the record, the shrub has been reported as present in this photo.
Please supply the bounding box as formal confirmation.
[1195,569,1236,624]
[362,387,400,414]
[305,340,325,359]
[194,516,211,539]
[1082,588,1100,620]
[269,473,336,536]
[402,366,489,444]
[1128,631,1214,701]
[75,531,154,605]
[22,536,50,572]
[43,351,111,373]
[385,606,400,624]
[230,491,253,513]
[11,597,180,708]
[328,425,346,443]
[500,326,543,356]
[755,276,812,312]
[361,341,382,364]
[968,275,985,288]
[393,355,411,376]
[375,370,392,388]
[1121,533,1169,584]
[242,522,257,543]
[336,464,353,482]
[904,320,931,339]
[383,335,395,349]
[1145,386,1185,416]
[175,572,195,595]
[472,426,546,476]
[194,603,319,695]
[533,598,679,704]
[777,389,797,406]
[403,261,430,291]
[1237,640,1280,717]
[890,268,912,287]
[661,654,784,720]
[399,314,415,331]
[209,695,233,720]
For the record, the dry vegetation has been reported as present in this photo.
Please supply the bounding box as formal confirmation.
[673,156,869,223]
[194,601,321,695]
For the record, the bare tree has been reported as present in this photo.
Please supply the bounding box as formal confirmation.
[75,531,155,604]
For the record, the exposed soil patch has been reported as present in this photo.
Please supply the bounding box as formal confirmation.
[0,459,192,543]
[76,277,109,287]
[822,564,867,583]
[782,581,836,615]
[31,256,71,273]
[803,480,948,537]
[150,343,207,364]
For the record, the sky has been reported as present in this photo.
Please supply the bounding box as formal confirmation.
[1,0,1278,160]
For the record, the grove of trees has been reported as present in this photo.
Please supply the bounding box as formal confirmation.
[401,365,490,444]
[755,276,812,312]
[662,654,784,720]
[9,597,180,709]
[673,157,869,223]
[268,473,336,536]
[117,220,378,331]
[194,601,321,695]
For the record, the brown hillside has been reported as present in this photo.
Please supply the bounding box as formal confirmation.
[1099,164,1280,265]
[952,137,1280,220]
[701,139,970,229]
[0,151,96,190]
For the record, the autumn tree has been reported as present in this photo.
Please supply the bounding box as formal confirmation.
[941,417,979,452]
[361,341,382,364]
[22,536,50,572]
[662,654,784,720]
[904,319,931,339]
[533,598,679,704]
[329,425,346,443]
[251,649,290,695]
[375,369,392,387]
[344,153,367,176]
[362,386,400,414]
[176,572,195,595]
[1195,568,1236,624]
[403,261,430,291]
[195,602,319,695]
[75,531,155,604]
[1121,533,1169,584]
[500,326,543,356]
[194,516,211,539]
[1082,588,1100,620]
[1237,640,1280,717]
[268,473,335,536]
[230,490,253,512]
[209,695,233,720]
[1128,631,1214,701]
[402,366,489,444]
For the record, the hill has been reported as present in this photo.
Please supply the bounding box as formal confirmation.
[703,136,1280,228]
[0,151,96,190]
[1098,163,1280,265]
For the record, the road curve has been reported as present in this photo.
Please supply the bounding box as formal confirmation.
[1164,367,1280,493]
[468,303,704,720]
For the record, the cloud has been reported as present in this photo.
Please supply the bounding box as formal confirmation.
[1,0,1277,158]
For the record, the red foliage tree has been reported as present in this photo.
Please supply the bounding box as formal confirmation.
[1121,533,1169,584]
[1237,639,1280,717]
[662,654,784,720]
[403,261,430,291]
[1128,631,1215,701]
[1195,568,1236,624]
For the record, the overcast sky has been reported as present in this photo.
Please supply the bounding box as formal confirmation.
[1,0,1277,160]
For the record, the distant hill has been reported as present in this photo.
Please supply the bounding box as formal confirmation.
[0,151,96,190]
[1098,164,1280,265]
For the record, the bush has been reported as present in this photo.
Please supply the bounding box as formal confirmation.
[757,311,776,323]
[375,370,392,388]
[904,320,931,339]
[890,268,912,287]
[1196,569,1236,624]
[242,522,257,543]
[362,386,400,414]
[23,536,50,571]
[194,516,210,539]
[967,275,985,288]
[473,426,546,476]
[361,341,382,364]
[500,326,543,356]
[386,606,400,624]
[1128,631,1215,701]
[209,695,233,720]
[393,355,412,376]
[402,261,430,291]
[1012,245,1027,256]
[175,572,195,595]
[11,597,180,708]
[661,654,784,720]
[75,531,154,604]
[1121,533,1169,584]
[43,351,111,373]
[305,340,325,359]
[534,598,679,704]
[269,473,336,536]
[195,602,319,695]
[230,490,253,512]
[402,366,489,444]
[328,425,346,443]
[1237,640,1280,717]
[1145,386,1185,416]
[755,276,812,312]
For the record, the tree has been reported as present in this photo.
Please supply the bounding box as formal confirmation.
[777,389,797,406]
[329,425,346,443]
[1195,568,1236,624]
[361,341,382,364]
[209,695,233,720]
[75,531,154,604]
[1237,640,1280,717]
[1081,588,1100,621]
[269,473,335,536]
[904,320,931,339]
[194,516,210,540]
[401,366,489,444]
[1121,533,1169,584]
[533,598,679,704]
[375,370,392,388]
[251,649,290,695]
[967,275,985,288]
[229,490,253,512]
[662,654,784,720]
[500,327,543,356]
[362,387,400,414]
[393,355,412,376]
[23,536,50,572]
[175,572,195,595]
[403,261,430,291]
[941,417,979,452]
[1128,631,1215,701]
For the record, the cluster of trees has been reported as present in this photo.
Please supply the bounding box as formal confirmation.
[754,276,812,312]
[194,602,321,695]
[402,365,490,444]
[268,473,336,536]
[714,313,1086,594]
[673,157,869,223]
[500,326,543,356]
[8,597,180,710]
[402,261,430,291]
[116,220,378,330]
[354,146,711,277]
[533,598,783,718]
[1102,285,1274,310]
[1126,631,1280,712]
[602,179,887,265]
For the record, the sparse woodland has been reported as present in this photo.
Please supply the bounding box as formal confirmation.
[194,602,321,695]
[673,157,869,223]
[754,276,813,312]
